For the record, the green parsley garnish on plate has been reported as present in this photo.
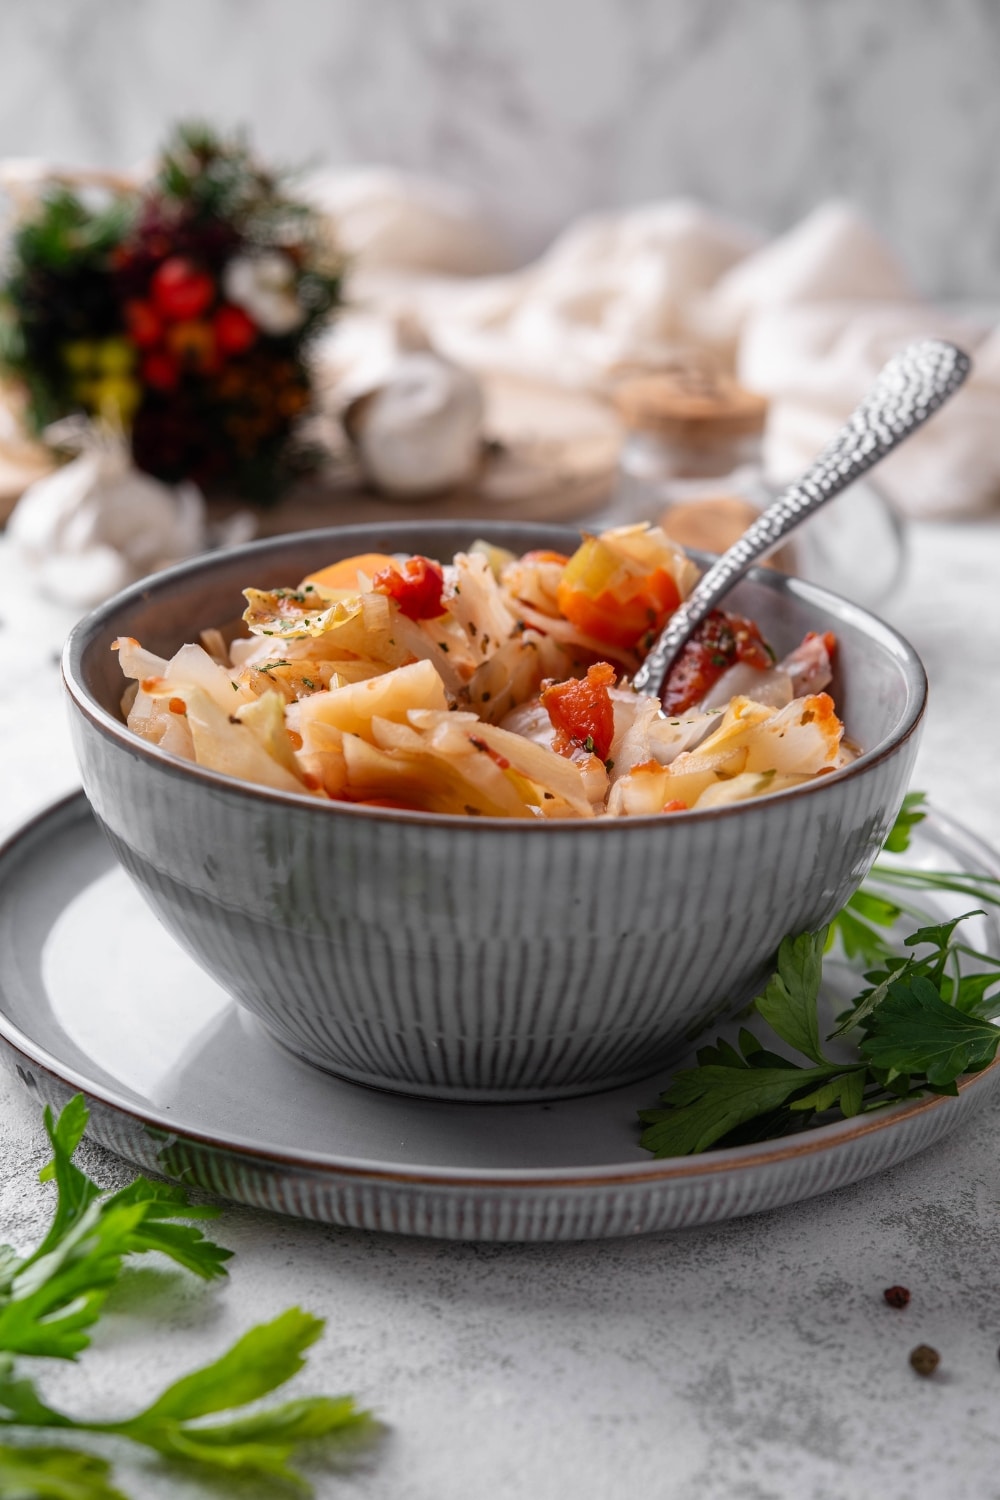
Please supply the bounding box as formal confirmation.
[0,1095,375,1496]
[639,793,1000,1158]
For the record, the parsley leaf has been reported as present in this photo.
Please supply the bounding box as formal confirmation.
[882,790,927,853]
[826,792,999,965]
[0,1103,229,1360]
[0,1098,376,1494]
[0,1442,128,1500]
[639,1056,849,1156]
[753,930,827,1063]
[640,794,1000,1157]
[860,977,1000,1086]
[0,1313,373,1487]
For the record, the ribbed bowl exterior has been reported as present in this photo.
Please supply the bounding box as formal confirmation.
[63,520,926,1102]
[68,694,919,1101]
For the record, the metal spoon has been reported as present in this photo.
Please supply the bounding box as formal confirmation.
[632,339,972,699]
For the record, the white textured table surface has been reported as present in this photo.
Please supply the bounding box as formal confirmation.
[2,521,1000,1500]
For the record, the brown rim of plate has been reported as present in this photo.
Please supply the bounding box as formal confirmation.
[62,521,929,832]
[3,1020,994,1191]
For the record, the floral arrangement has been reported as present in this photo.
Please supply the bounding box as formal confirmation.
[0,124,342,501]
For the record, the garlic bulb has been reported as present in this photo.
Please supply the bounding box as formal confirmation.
[345,351,484,498]
[8,435,208,607]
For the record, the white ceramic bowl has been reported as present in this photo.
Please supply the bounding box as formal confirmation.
[64,520,926,1101]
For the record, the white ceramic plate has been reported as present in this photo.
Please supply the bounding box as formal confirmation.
[1,793,997,1241]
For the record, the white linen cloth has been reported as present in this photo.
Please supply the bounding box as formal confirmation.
[317,188,999,519]
[3,165,998,609]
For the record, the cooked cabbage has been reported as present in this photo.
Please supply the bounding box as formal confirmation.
[115,525,852,819]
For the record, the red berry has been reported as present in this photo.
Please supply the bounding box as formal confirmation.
[151,257,215,321]
[124,300,164,350]
[141,351,181,392]
[884,1285,911,1309]
[213,303,257,355]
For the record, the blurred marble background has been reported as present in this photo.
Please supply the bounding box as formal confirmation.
[0,0,996,297]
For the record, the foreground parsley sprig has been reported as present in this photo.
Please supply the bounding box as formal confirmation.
[0,1097,373,1496]
[640,794,1000,1158]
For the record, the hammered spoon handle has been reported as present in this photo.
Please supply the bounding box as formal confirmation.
[632,339,972,699]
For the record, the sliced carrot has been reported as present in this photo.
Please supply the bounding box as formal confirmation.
[303,553,399,592]
[556,536,681,650]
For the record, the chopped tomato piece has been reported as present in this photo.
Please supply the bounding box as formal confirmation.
[662,800,687,813]
[541,661,616,761]
[556,536,681,650]
[662,610,773,715]
[804,629,838,661]
[371,555,446,620]
[303,553,399,592]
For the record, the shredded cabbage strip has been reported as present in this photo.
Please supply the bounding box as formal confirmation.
[114,525,850,819]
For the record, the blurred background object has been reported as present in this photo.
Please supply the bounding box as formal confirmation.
[0,0,998,606]
[3,0,997,295]
[0,123,341,499]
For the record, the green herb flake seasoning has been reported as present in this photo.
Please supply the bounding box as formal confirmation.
[583,735,595,753]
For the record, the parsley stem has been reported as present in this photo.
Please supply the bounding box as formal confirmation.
[869,863,1000,902]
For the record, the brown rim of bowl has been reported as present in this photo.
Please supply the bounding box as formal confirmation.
[62,520,928,833]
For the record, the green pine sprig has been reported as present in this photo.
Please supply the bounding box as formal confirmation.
[0,1097,375,1496]
[640,794,1000,1158]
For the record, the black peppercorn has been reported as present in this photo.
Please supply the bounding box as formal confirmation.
[910,1344,940,1377]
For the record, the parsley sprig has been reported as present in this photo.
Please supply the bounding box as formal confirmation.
[0,1097,374,1496]
[828,792,1000,966]
[640,794,1000,1158]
